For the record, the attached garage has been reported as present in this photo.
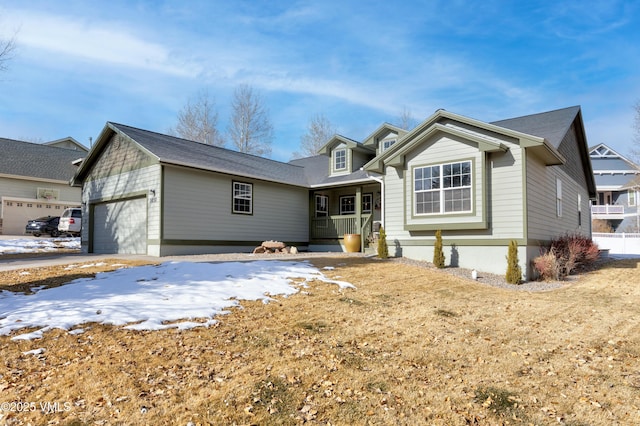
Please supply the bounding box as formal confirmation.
[92,197,147,254]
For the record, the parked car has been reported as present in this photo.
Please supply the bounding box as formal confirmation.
[25,216,60,237]
[58,208,82,236]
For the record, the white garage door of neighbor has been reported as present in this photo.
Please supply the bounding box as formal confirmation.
[93,197,147,254]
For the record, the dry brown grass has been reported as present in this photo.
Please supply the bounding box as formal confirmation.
[0,256,639,425]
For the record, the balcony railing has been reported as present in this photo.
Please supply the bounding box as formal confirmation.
[591,205,625,215]
[311,214,373,239]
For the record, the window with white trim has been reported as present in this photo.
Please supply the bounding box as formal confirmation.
[340,195,355,214]
[414,161,472,215]
[232,181,253,214]
[556,179,563,217]
[362,193,373,213]
[315,195,328,217]
[629,189,636,207]
[334,149,346,171]
[382,139,396,151]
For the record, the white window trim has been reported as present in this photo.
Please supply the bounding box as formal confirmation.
[556,179,563,217]
[232,181,253,215]
[315,194,328,217]
[629,189,637,207]
[334,148,347,171]
[413,160,473,215]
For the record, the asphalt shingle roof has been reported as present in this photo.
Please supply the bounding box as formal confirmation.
[288,155,372,187]
[0,137,84,181]
[111,123,309,187]
[491,105,581,148]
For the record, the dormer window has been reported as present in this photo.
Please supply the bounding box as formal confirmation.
[334,149,347,171]
[382,139,396,151]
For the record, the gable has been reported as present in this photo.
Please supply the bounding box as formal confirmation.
[81,131,158,183]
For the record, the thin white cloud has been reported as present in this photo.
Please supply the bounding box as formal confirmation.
[3,8,198,77]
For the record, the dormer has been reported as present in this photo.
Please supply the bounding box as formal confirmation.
[361,123,409,156]
[318,135,376,176]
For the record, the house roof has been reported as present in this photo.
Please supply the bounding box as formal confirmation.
[44,137,89,153]
[288,155,372,187]
[491,106,581,149]
[0,137,85,182]
[74,123,309,187]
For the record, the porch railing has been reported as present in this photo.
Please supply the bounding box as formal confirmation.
[311,214,373,240]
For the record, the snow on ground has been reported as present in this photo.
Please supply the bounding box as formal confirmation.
[0,260,355,340]
[0,237,80,254]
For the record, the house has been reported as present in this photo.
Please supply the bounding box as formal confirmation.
[72,106,595,280]
[589,143,640,232]
[0,137,86,234]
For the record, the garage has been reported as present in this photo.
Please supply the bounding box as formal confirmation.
[92,197,147,254]
[2,198,79,235]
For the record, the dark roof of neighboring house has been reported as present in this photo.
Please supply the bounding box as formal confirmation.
[110,123,310,187]
[491,105,581,149]
[0,137,85,182]
[288,155,372,187]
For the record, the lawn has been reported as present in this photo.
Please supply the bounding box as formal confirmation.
[0,255,639,425]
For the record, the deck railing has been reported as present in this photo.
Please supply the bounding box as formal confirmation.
[591,205,625,215]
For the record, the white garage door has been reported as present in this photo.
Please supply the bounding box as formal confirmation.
[2,198,79,235]
[93,197,147,254]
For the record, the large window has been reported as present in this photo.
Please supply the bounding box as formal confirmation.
[232,181,253,214]
[414,161,472,215]
[334,149,347,171]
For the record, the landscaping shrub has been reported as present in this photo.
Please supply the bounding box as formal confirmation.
[505,240,522,284]
[377,226,388,259]
[532,248,561,281]
[533,233,599,280]
[433,230,445,268]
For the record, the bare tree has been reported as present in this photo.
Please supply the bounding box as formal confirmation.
[0,26,17,73]
[292,113,337,159]
[397,106,418,130]
[169,89,222,146]
[227,84,273,156]
[632,101,640,162]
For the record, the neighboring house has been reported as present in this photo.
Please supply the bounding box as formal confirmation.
[73,106,595,280]
[44,137,89,153]
[0,137,86,234]
[589,143,640,232]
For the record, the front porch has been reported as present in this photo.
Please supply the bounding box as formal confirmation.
[309,183,381,252]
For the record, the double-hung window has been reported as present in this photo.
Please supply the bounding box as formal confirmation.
[414,161,472,215]
[340,195,356,214]
[315,195,328,217]
[233,181,253,214]
[334,149,346,171]
[382,139,396,152]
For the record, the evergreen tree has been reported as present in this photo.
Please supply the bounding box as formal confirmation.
[505,240,522,284]
[377,226,388,259]
[433,230,445,268]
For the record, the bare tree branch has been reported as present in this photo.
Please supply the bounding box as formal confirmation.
[397,106,418,130]
[0,28,17,73]
[292,113,336,159]
[169,89,222,146]
[227,84,273,156]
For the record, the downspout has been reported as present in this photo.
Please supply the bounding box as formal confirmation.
[365,171,385,228]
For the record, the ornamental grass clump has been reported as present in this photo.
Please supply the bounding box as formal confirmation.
[433,230,445,268]
[505,240,522,284]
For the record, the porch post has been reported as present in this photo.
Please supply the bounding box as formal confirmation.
[356,186,363,251]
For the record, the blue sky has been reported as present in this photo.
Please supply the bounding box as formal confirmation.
[1,0,639,162]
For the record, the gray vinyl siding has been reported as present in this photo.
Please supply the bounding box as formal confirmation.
[488,146,525,238]
[81,164,161,251]
[162,166,308,242]
[351,150,373,171]
[0,176,81,202]
[526,152,591,241]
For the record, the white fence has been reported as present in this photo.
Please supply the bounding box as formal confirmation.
[592,233,640,256]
